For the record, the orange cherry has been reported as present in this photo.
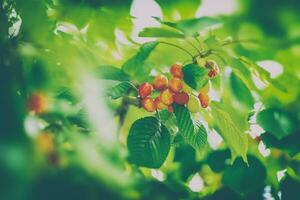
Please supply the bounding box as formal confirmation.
[160,89,174,105]
[27,92,47,114]
[208,67,219,78]
[141,97,156,112]
[174,92,189,105]
[198,92,210,108]
[154,96,167,110]
[170,63,183,78]
[153,74,168,90]
[169,77,183,93]
[138,82,153,98]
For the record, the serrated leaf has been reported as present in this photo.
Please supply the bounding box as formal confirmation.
[230,72,254,109]
[211,103,248,163]
[127,117,170,168]
[106,82,133,99]
[182,64,209,91]
[173,104,207,149]
[257,108,298,140]
[239,56,287,92]
[154,16,222,36]
[139,27,185,38]
[95,65,130,81]
[122,42,159,81]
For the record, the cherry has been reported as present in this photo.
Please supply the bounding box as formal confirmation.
[198,92,210,108]
[141,97,156,112]
[153,74,168,90]
[170,63,183,78]
[187,95,200,113]
[138,82,153,98]
[169,77,183,93]
[200,82,210,94]
[167,105,174,113]
[160,89,174,105]
[37,133,53,154]
[205,60,219,78]
[27,92,47,114]
[154,96,167,110]
[182,83,193,93]
[174,92,189,105]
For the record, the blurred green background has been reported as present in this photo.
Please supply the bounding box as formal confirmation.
[1,0,300,200]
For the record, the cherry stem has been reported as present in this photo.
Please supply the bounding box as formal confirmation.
[158,41,194,58]
[186,39,202,56]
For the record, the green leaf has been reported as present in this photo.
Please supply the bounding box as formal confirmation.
[154,17,222,36]
[206,149,231,173]
[122,41,159,80]
[139,27,185,38]
[260,132,300,157]
[95,65,130,81]
[239,56,287,92]
[182,64,209,91]
[173,104,207,150]
[257,108,298,140]
[106,82,133,99]
[127,117,171,168]
[230,72,254,109]
[211,103,248,163]
[222,156,266,195]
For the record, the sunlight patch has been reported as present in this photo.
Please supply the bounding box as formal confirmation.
[256,60,283,78]
[151,169,165,181]
[188,173,204,192]
[196,0,238,17]
[130,0,163,43]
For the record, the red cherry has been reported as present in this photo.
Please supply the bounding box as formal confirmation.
[138,82,153,98]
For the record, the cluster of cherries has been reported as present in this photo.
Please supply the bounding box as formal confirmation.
[138,60,219,113]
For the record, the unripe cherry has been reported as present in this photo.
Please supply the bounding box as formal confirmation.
[169,77,183,93]
[182,83,193,94]
[198,92,210,108]
[174,92,189,105]
[27,92,47,114]
[160,89,174,105]
[154,96,167,110]
[153,74,168,90]
[138,82,153,98]
[187,95,201,113]
[170,63,183,78]
[141,97,156,112]
[200,82,210,94]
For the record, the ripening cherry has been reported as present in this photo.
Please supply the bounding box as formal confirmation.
[187,95,201,113]
[153,74,168,90]
[27,92,47,114]
[169,77,183,93]
[138,82,153,98]
[174,92,189,105]
[170,63,183,78]
[205,60,219,78]
[141,97,156,112]
[198,92,210,108]
[154,96,167,110]
[160,89,174,105]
